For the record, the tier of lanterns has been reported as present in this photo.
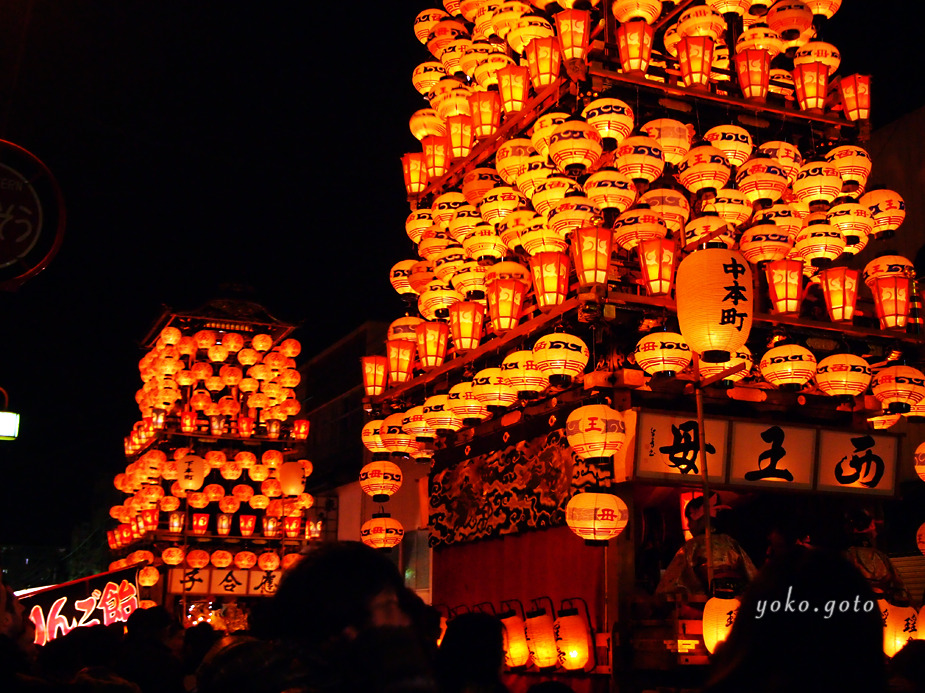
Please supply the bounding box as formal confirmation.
[109,324,319,579]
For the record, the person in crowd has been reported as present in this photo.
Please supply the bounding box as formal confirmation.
[0,575,52,692]
[656,493,757,600]
[180,622,219,692]
[764,513,813,564]
[434,612,508,693]
[701,548,887,693]
[116,606,185,693]
[889,639,925,693]
[843,508,910,603]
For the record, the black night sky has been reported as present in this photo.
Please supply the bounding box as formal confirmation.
[0,2,920,547]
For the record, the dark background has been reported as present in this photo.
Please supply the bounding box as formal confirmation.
[0,1,920,547]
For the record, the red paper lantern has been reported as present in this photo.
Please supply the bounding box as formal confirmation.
[497,64,530,115]
[735,48,771,101]
[524,36,561,89]
[616,20,654,73]
[838,74,871,121]
[792,62,828,112]
[422,135,450,179]
[570,226,613,289]
[677,36,715,88]
[554,9,591,62]
[467,90,502,139]
[637,238,676,296]
[386,339,416,384]
[529,252,570,311]
[766,258,804,314]
[445,114,474,159]
[448,301,485,351]
[415,322,450,369]
[818,267,859,322]
[401,152,428,195]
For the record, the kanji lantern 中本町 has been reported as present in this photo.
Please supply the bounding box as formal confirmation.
[818,267,859,322]
[554,606,592,670]
[565,404,626,461]
[525,607,559,669]
[702,596,740,653]
[565,492,629,541]
[871,366,925,414]
[676,247,753,363]
[359,460,403,502]
[533,332,589,385]
[815,354,872,398]
[759,344,817,390]
[634,332,692,377]
[361,514,405,550]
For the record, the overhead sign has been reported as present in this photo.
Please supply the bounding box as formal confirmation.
[167,567,282,597]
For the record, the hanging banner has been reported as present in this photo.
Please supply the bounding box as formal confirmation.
[19,566,139,646]
[635,412,728,482]
[729,421,815,489]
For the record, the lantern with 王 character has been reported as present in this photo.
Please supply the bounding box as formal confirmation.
[815,354,871,399]
[162,547,185,566]
[360,460,403,503]
[485,261,531,334]
[676,247,752,364]
[554,605,592,670]
[839,74,870,122]
[634,332,692,377]
[765,258,804,314]
[500,607,531,668]
[138,566,160,588]
[524,35,560,89]
[759,344,817,390]
[677,36,714,88]
[524,606,559,669]
[864,256,914,330]
[361,514,405,550]
[678,143,731,197]
[278,461,306,496]
[702,596,740,653]
[362,419,389,459]
[637,238,676,296]
[533,332,589,386]
[817,267,859,322]
[861,189,905,239]
[566,404,626,464]
[548,120,602,176]
[616,19,654,74]
[472,367,518,410]
[872,366,925,414]
[827,202,872,255]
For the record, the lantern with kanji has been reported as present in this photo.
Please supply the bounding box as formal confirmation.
[554,606,592,670]
[379,412,419,457]
[615,135,664,187]
[472,367,518,410]
[447,380,489,424]
[532,332,590,385]
[360,460,403,503]
[360,514,405,550]
[871,366,925,414]
[880,600,919,658]
[815,354,872,398]
[634,332,692,377]
[501,609,532,668]
[584,168,637,213]
[678,143,731,196]
[566,405,626,462]
[566,492,629,541]
[548,120,603,175]
[738,224,793,265]
[759,344,817,390]
[501,350,550,399]
[702,597,740,654]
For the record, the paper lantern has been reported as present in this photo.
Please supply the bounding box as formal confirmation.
[698,347,753,385]
[861,189,906,239]
[525,608,559,669]
[915,444,925,483]
[792,161,842,210]
[530,175,580,218]
[447,381,489,423]
[616,19,655,73]
[634,332,691,376]
[738,224,793,264]
[565,492,629,541]
[827,203,872,254]
[581,98,634,146]
[137,566,160,588]
[677,36,714,88]
[524,36,561,89]
[185,549,209,570]
[613,208,668,251]
[507,14,555,54]
[548,195,600,240]
[815,354,871,398]
[361,514,405,550]
[485,262,531,333]
[446,114,474,159]
[256,551,280,572]
[759,344,817,389]
[448,301,485,351]
[380,412,419,456]
[422,394,464,433]
[501,611,532,668]
[571,226,613,289]
[704,125,753,169]
[637,238,676,295]
[678,143,731,195]
[359,460,403,502]
[548,120,602,175]
[566,405,626,460]
[162,547,185,566]
[838,74,870,121]
[278,461,306,496]
[612,0,663,23]
[415,322,450,369]
[615,135,664,185]
[239,514,257,535]
[501,350,550,398]
[703,597,740,654]
[825,144,871,196]
[433,245,467,282]
[412,61,446,96]
[735,48,771,100]
[793,221,846,266]
[864,256,914,330]
[529,252,570,310]
[177,455,206,491]
[817,267,859,322]
[234,551,257,570]
[736,157,789,205]
[468,91,502,140]
[402,152,428,195]
[871,366,925,414]
[639,119,691,167]
[472,367,518,409]
[497,64,530,115]
[676,248,753,363]
[879,600,918,658]
[555,9,591,63]
[495,138,535,185]
[554,608,592,670]
[584,168,637,212]
[385,339,416,385]
[641,188,690,234]
[262,516,280,537]
[765,258,804,313]
[792,61,828,111]
[533,332,590,383]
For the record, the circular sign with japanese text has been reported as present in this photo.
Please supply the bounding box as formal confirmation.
[0,140,65,290]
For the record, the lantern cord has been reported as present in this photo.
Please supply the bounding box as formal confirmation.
[693,354,715,593]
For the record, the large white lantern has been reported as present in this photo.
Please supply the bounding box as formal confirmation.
[871,366,925,414]
[759,344,817,390]
[702,596,740,654]
[676,247,753,363]
[532,332,590,385]
[565,404,626,460]
[634,332,692,377]
[815,354,872,398]
[565,492,629,542]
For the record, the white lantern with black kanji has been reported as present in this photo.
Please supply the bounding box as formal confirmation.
[532,332,590,385]
[815,354,872,398]
[359,460,403,503]
[565,492,629,541]
[759,344,817,390]
[566,405,626,461]
[676,247,753,363]
[501,350,550,398]
[871,366,925,414]
[634,332,692,377]
[703,597,740,654]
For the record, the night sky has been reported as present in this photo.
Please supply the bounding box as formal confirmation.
[0,1,920,546]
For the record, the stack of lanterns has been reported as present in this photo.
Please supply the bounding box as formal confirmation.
[108,323,317,583]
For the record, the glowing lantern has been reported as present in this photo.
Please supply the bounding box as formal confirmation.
[825,145,870,196]
[547,195,600,240]
[880,600,919,658]
[249,494,270,511]
[838,74,870,121]
[584,168,636,212]
[359,460,403,502]
[827,203,872,254]
[612,0,662,23]
[262,516,280,537]
[615,135,664,186]
[495,138,535,185]
[185,549,209,570]
[448,301,485,352]
[702,597,740,653]
[678,143,731,196]
[256,552,280,572]
[915,444,925,483]
[445,114,473,160]
[447,381,489,423]
[219,495,240,514]
[422,395,464,433]
[485,261,531,333]
[581,98,634,146]
[362,419,389,458]
[864,256,914,330]
[234,551,257,570]
[422,135,451,180]
[566,491,630,542]
[403,406,436,442]
[524,607,558,669]
[401,152,428,195]
[160,496,180,512]
[641,188,690,235]
[738,224,793,264]
[736,157,788,205]
[360,514,405,550]
[502,350,549,398]
[554,9,591,63]
[385,339,416,385]
[548,120,602,175]
[472,53,514,89]
[570,226,612,289]
[278,461,306,496]
[472,367,518,409]
[759,344,817,389]
[177,455,206,491]
[415,322,450,370]
[554,607,592,670]
[677,36,714,88]
[239,514,257,535]
[613,207,668,251]
[817,267,859,322]
[531,180,581,223]
[529,252,570,310]
[616,19,655,73]
[704,126,753,169]
[566,405,626,461]
[530,112,569,161]
[497,64,530,115]
[735,48,770,100]
[380,412,419,456]
[815,354,872,398]
[162,547,185,566]
[634,332,692,376]
[792,61,828,111]
[872,366,925,414]
[532,332,589,384]
[861,189,905,239]
[698,348,753,386]
[764,258,803,314]
[676,248,753,362]
[524,35,561,89]
[501,610,531,668]
[640,119,691,168]
[465,93,499,143]
[138,566,160,588]
[793,221,846,266]
[792,161,842,210]
[637,238,676,296]
[508,14,555,54]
